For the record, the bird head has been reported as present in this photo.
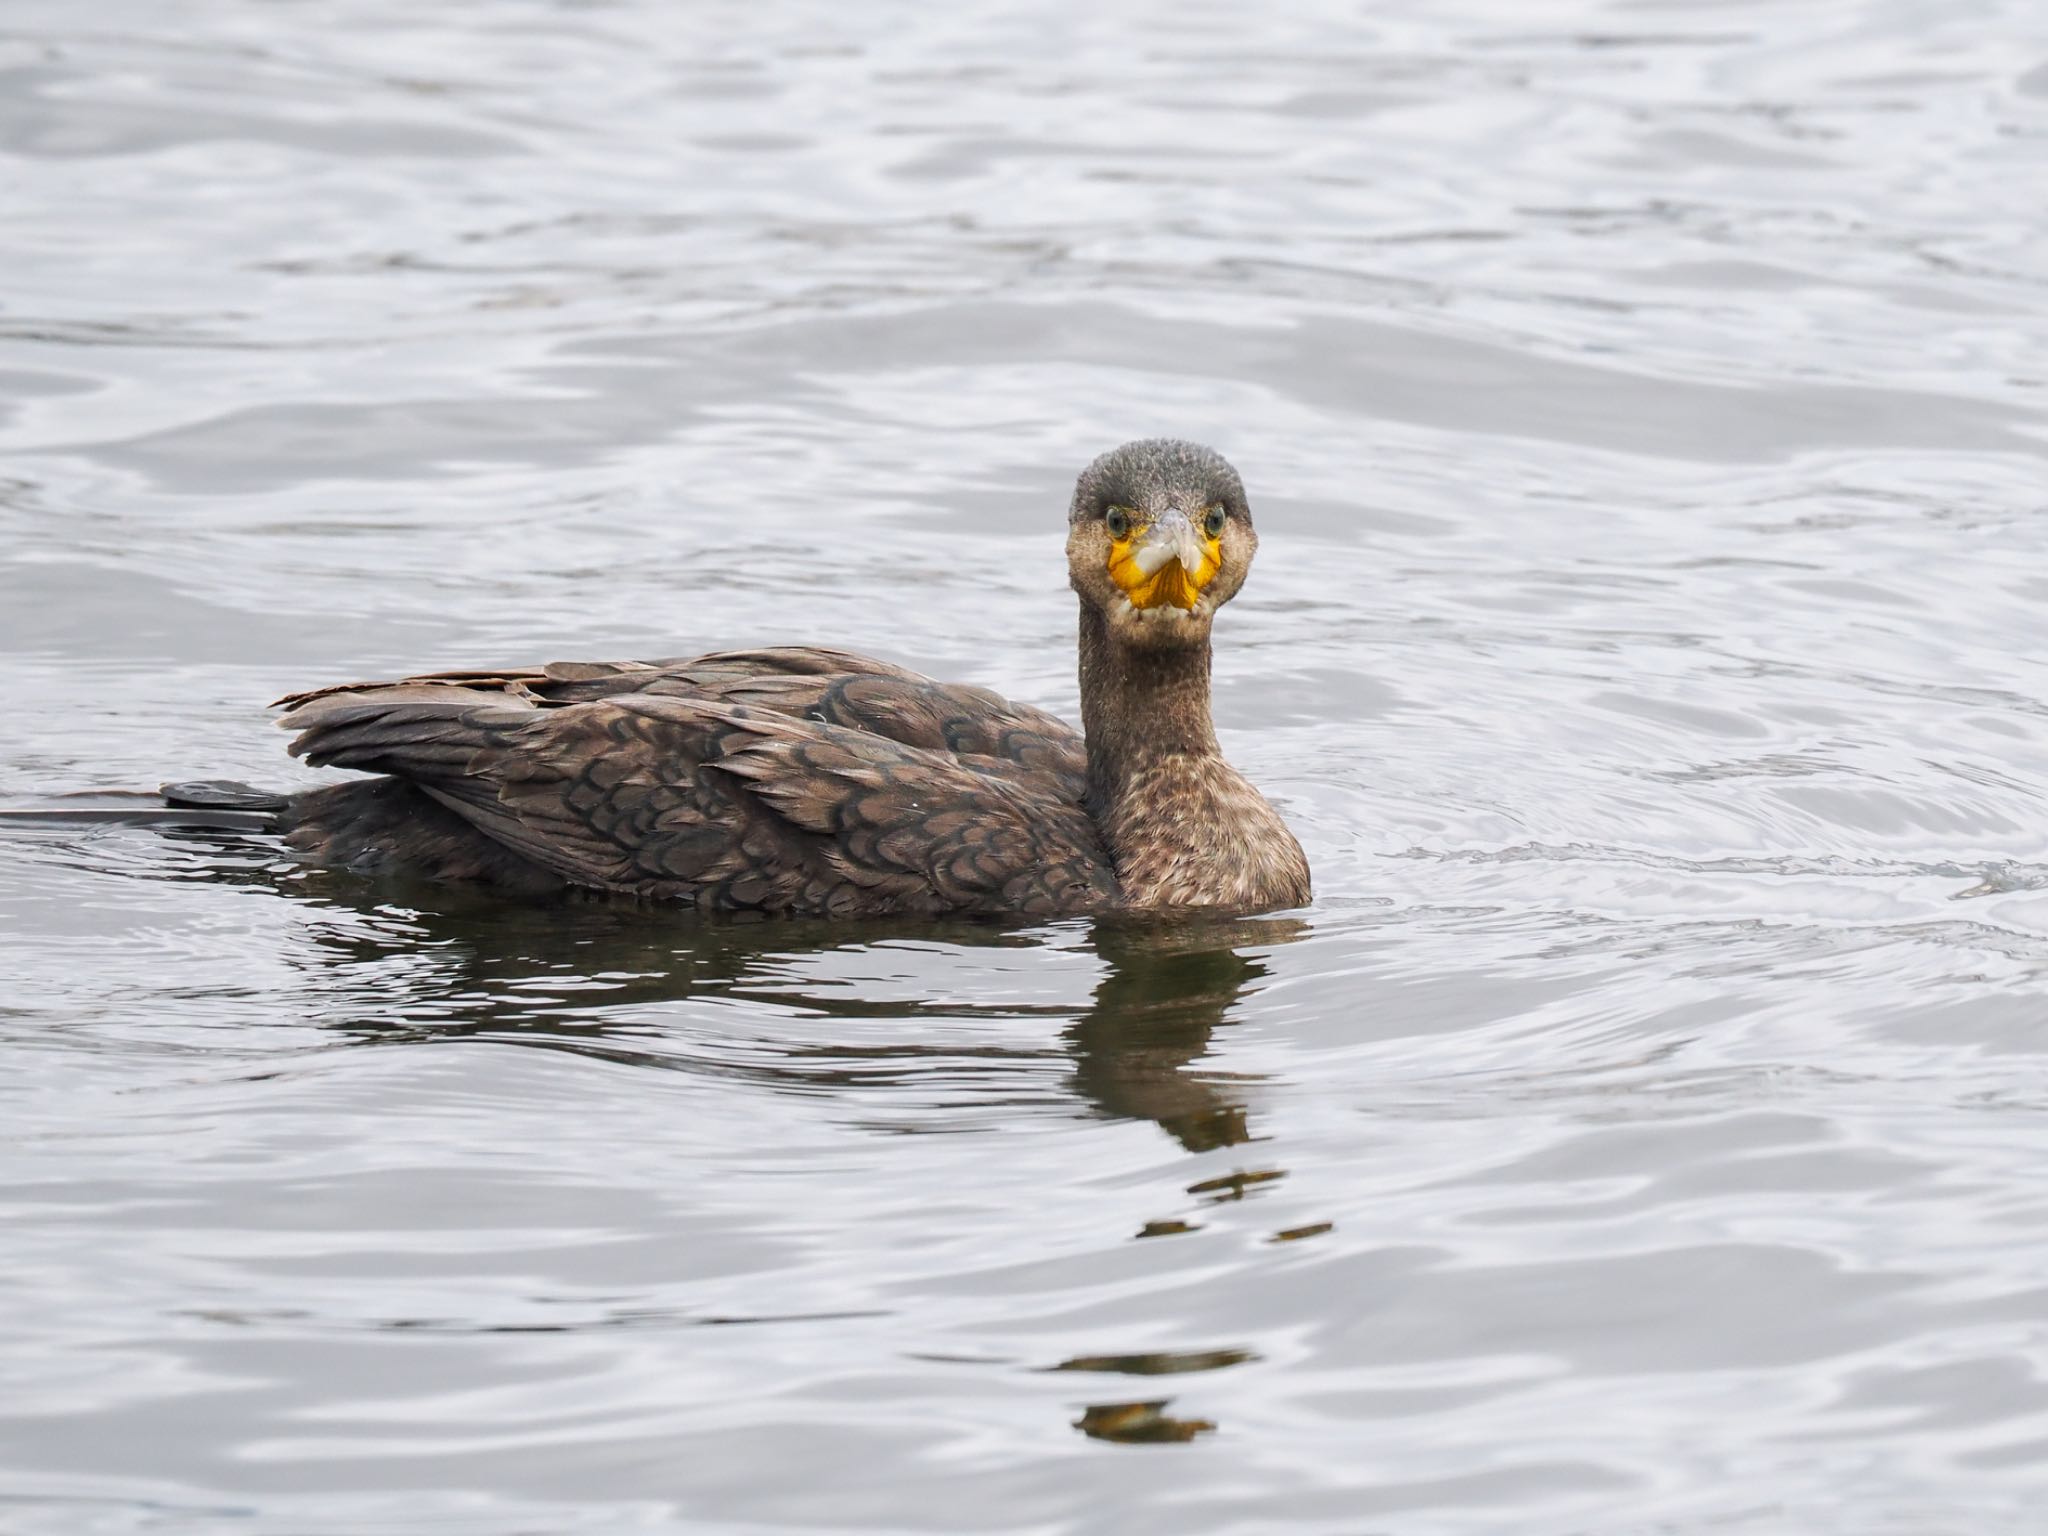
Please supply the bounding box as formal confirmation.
[1066,440,1257,652]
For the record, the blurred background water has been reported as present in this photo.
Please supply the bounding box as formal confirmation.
[3,0,2047,1530]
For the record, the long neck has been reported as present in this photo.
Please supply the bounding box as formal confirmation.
[1075,600,1310,911]
[1077,603,1220,807]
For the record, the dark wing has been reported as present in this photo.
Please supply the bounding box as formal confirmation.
[275,650,1112,917]
[275,647,1086,801]
[272,648,921,711]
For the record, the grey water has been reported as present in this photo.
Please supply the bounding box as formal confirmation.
[2,0,2047,1530]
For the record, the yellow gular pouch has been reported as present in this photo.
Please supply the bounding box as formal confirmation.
[1106,521,1223,610]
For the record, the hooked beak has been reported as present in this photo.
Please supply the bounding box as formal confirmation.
[1109,509,1218,612]
[1131,510,1206,586]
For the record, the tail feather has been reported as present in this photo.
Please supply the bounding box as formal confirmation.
[0,785,283,831]
[161,780,290,812]
[0,778,563,895]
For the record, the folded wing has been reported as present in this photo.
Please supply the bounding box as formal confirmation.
[276,648,1115,916]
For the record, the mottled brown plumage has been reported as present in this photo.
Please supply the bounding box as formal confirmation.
[273,441,1310,917]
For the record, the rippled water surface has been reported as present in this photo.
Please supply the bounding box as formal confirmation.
[4,1,2048,1530]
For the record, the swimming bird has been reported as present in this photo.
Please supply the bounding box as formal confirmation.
[197,440,1311,917]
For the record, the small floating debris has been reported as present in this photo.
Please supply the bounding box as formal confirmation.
[1074,1398,1216,1445]
[1186,1168,1287,1202]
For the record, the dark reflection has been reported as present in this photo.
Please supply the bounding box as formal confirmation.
[1187,1168,1289,1201]
[1270,1221,1334,1244]
[1073,1399,1216,1445]
[141,827,1305,1150]
[1050,1348,1256,1376]
[1067,916,1302,1151]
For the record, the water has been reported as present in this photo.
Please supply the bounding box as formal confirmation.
[3,0,2047,1529]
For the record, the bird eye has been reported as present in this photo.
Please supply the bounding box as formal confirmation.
[1105,507,1132,539]
[1203,504,1227,538]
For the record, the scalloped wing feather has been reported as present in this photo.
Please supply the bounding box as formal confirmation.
[275,650,1111,916]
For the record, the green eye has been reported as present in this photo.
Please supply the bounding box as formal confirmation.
[1203,505,1227,538]
[1105,507,1132,538]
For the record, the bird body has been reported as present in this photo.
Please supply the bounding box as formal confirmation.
[272,441,1310,917]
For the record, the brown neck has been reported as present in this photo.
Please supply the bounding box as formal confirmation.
[1075,599,1310,912]
[1078,602,1220,808]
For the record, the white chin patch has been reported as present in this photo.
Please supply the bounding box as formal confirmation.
[1116,596,1207,624]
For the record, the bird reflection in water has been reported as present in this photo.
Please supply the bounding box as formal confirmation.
[1067,914,1302,1152]
[208,843,1307,1152]
[132,831,1307,1445]
[1072,1399,1217,1445]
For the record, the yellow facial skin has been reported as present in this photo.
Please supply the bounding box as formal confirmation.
[1106,510,1223,611]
